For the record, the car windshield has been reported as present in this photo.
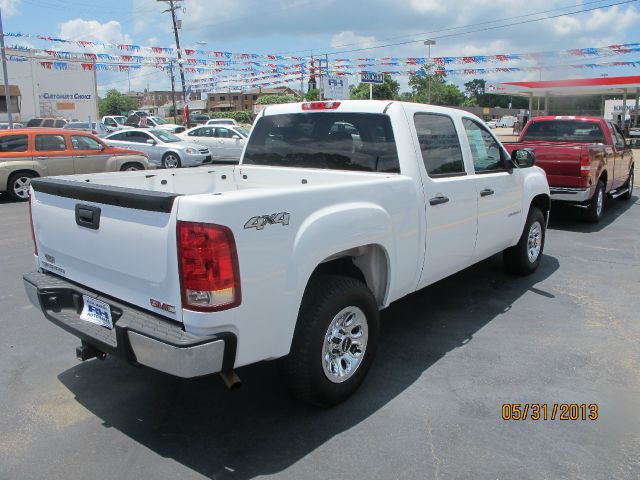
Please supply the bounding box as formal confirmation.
[243,112,400,173]
[150,129,180,142]
[113,116,125,124]
[234,126,250,137]
[151,117,167,125]
[522,120,605,143]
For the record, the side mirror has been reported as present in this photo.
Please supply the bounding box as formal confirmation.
[146,139,156,145]
[511,148,536,168]
[232,134,241,140]
[99,143,105,151]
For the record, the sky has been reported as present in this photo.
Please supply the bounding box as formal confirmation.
[1,0,640,96]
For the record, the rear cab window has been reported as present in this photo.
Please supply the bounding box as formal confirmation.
[413,113,465,177]
[523,120,605,143]
[0,134,28,153]
[244,112,400,173]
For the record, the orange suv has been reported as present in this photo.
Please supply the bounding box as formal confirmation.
[0,128,153,201]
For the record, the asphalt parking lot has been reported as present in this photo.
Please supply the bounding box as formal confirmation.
[1,188,639,480]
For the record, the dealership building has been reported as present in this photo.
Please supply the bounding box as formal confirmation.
[0,49,98,123]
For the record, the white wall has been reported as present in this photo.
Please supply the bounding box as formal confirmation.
[0,51,98,122]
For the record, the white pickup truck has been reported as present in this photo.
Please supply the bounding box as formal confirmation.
[24,101,550,406]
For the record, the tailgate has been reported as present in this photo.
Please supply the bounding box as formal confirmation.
[516,143,586,177]
[30,178,183,322]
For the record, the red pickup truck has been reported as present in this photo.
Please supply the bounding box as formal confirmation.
[504,116,634,222]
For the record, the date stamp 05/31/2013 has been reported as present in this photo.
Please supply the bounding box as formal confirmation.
[501,403,599,421]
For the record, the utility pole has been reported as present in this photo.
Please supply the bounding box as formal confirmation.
[424,39,436,105]
[168,61,177,124]
[158,0,188,126]
[0,8,14,128]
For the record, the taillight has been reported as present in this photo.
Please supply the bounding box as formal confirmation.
[177,221,241,312]
[92,130,98,134]
[29,195,37,255]
[302,101,341,110]
[580,149,591,177]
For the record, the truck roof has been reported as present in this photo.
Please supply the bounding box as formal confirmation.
[259,100,482,121]
[529,116,605,123]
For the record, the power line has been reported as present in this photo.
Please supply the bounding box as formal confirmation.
[278,0,639,56]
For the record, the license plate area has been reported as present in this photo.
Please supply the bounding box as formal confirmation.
[80,295,114,329]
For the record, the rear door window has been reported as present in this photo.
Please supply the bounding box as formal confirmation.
[35,134,67,151]
[26,119,42,128]
[54,120,66,128]
[414,113,465,177]
[0,134,28,152]
[244,112,400,173]
[42,119,55,128]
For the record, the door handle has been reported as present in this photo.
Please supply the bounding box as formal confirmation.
[74,155,88,158]
[36,156,48,160]
[429,195,450,206]
[480,188,495,197]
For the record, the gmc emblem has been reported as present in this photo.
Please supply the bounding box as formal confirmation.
[150,299,176,314]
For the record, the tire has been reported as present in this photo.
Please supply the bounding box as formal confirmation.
[503,207,546,276]
[620,166,634,201]
[278,274,380,407]
[120,162,144,171]
[162,152,181,169]
[584,180,605,223]
[7,172,36,202]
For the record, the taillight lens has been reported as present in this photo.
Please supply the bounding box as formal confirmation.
[580,149,591,177]
[92,130,98,134]
[177,221,241,312]
[29,195,37,255]
[302,101,341,110]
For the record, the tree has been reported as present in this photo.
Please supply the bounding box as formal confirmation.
[99,89,137,117]
[408,71,464,106]
[305,88,320,101]
[349,75,400,100]
[462,78,529,109]
[255,94,296,105]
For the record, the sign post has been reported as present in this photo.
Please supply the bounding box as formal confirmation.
[360,72,384,101]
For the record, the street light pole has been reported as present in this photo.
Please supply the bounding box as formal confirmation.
[424,39,436,105]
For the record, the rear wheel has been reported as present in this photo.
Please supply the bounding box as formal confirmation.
[620,166,634,200]
[503,207,545,275]
[278,275,380,407]
[120,162,144,171]
[162,152,181,169]
[7,172,36,201]
[584,180,605,223]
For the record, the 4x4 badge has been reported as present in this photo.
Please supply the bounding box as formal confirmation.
[244,212,290,230]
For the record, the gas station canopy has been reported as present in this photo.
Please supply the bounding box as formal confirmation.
[487,75,640,120]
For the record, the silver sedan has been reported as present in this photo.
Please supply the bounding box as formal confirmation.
[103,128,212,168]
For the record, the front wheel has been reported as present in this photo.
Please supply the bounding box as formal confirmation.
[162,153,181,169]
[120,162,144,171]
[278,275,380,407]
[503,207,546,275]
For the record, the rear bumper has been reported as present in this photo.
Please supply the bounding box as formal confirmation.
[23,271,236,378]
[549,187,593,203]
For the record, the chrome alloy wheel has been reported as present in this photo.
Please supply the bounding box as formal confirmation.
[596,188,604,217]
[12,176,32,200]
[527,221,543,263]
[322,306,369,383]
[163,154,180,168]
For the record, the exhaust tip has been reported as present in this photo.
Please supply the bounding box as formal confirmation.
[219,370,242,390]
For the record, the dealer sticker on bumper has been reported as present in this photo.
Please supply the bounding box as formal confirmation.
[80,295,113,329]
